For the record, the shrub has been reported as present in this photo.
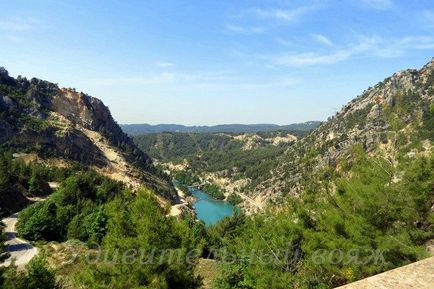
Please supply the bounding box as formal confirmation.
[1,256,59,289]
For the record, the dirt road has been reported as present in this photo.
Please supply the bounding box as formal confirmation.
[0,213,38,268]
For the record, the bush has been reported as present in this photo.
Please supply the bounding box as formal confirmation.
[71,189,203,289]
[67,206,107,244]
[203,183,225,200]
[1,256,59,289]
[211,151,434,288]
[17,201,59,241]
[17,171,125,242]
[227,193,243,205]
[0,222,9,261]
[28,166,53,196]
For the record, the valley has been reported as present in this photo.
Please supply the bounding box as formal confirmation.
[2,1,434,288]
[132,130,308,213]
[0,59,433,288]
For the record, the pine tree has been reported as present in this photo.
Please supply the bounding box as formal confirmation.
[0,156,11,195]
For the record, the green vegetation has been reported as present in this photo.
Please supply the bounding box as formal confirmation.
[227,193,243,205]
[186,145,287,187]
[174,170,200,186]
[0,150,72,216]
[14,170,206,288]
[70,189,203,289]
[0,222,8,262]
[420,103,434,140]
[1,60,433,289]
[173,170,227,201]
[174,170,200,195]
[17,171,124,243]
[133,132,242,160]
[132,132,295,192]
[0,256,59,289]
[202,183,225,200]
[28,165,53,196]
[209,149,434,289]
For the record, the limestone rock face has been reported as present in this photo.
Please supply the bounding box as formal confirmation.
[0,68,176,201]
[253,58,434,204]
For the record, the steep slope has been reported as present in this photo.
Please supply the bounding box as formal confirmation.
[257,58,434,206]
[209,60,433,288]
[132,131,301,161]
[126,60,433,214]
[0,67,176,202]
[132,131,301,212]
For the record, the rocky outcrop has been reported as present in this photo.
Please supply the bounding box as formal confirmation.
[50,88,154,171]
[0,68,176,201]
[254,58,434,204]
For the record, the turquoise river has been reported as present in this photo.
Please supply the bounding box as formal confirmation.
[192,189,236,225]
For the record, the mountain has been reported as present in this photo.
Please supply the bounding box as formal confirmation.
[208,59,434,288]
[250,58,434,208]
[121,121,321,134]
[132,130,304,161]
[132,59,434,214]
[0,67,176,205]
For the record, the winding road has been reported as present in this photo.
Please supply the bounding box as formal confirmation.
[0,213,38,268]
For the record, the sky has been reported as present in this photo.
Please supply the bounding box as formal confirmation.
[1,0,434,125]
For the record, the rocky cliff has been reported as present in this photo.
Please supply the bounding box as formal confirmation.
[0,67,176,201]
[246,58,434,210]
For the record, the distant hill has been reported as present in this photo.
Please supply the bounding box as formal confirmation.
[132,130,301,161]
[121,121,322,135]
[131,59,434,215]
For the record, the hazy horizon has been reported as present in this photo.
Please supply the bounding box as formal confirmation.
[119,121,320,126]
[1,0,434,125]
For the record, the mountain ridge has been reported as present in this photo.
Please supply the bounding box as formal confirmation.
[255,58,434,206]
[0,67,176,203]
[133,58,434,214]
[121,121,321,134]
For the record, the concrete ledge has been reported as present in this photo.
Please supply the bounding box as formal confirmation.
[336,256,434,289]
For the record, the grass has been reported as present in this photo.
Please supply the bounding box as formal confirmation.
[194,258,218,289]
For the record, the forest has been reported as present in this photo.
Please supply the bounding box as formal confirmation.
[1,142,432,288]
[1,60,433,288]
[133,131,296,192]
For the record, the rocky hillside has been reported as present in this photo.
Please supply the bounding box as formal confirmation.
[254,58,434,208]
[132,130,301,161]
[132,130,302,211]
[128,59,433,214]
[0,67,176,201]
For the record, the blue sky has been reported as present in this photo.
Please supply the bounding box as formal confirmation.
[1,0,434,125]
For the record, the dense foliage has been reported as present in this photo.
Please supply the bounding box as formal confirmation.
[133,132,242,160]
[14,170,206,288]
[227,193,243,205]
[134,132,291,193]
[202,183,225,200]
[0,222,7,261]
[174,170,200,195]
[0,256,59,289]
[210,149,434,289]
[17,171,124,243]
[0,150,72,216]
[71,189,204,289]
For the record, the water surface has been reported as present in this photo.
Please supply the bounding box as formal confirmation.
[192,190,235,225]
